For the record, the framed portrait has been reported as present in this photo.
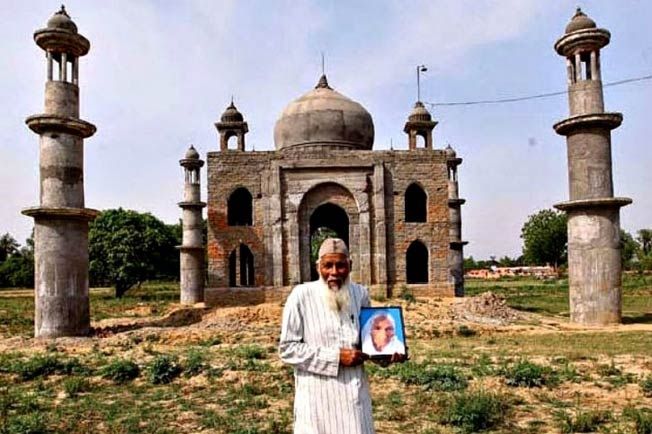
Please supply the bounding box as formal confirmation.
[359,306,407,360]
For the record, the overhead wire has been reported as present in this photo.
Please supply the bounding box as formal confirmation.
[425,74,652,107]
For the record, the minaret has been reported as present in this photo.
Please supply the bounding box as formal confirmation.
[445,145,467,296]
[553,9,632,325]
[178,145,206,304]
[403,101,437,150]
[22,6,98,337]
[215,101,248,151]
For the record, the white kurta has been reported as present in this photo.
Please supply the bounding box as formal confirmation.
[279,281,375,434]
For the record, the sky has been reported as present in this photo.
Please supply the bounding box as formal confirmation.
[1,0,650,260]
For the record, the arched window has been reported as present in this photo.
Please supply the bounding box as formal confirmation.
[228,244,255,287]
[406,240,428,283]
[405,183,427,222]
[415,134,426,148]
[228,187,253,226]
[226,133,238,150]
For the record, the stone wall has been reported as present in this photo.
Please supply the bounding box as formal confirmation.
[207,147,453,297]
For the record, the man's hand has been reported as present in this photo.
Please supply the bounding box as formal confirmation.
[390,352,407,363]
[371,352,408,367]
[339,348,367,367]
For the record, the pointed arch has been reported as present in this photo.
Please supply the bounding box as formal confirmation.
[405,183,427,222]
[227,187,253,226]
[406,240,429,283]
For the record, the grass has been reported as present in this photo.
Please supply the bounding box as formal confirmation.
[465,274,652,320]
[0,277,650,433]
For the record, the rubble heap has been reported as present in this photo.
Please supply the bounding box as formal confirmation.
[451,292,523,326]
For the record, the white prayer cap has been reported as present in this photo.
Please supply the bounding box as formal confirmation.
[318,238,349,259]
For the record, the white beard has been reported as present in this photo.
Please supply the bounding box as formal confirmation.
[319,276,351,313]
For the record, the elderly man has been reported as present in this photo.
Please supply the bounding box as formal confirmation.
[279,238,374,434]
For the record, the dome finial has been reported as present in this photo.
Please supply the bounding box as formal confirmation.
[315,74,332,90]
[58,4,70,17]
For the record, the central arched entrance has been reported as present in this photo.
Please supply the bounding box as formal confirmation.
[309,203,349,280]
[297,182,360,283]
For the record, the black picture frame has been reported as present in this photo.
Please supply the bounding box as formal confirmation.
[359,306,408,360]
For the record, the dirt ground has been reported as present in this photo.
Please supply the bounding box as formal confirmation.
[1,292,651,433]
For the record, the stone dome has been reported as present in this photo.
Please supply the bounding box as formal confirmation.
[47,6,78,34]
[408,101,432,122]
[445,144,457,158]
[565,8,596,34]
[220,101,244,123]
[273,75,374,151]
[185,145,199,160]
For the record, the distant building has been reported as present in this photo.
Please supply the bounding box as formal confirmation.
[465,266,556,280]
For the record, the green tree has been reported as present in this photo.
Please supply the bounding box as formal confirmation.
[0,233,34,288]
[310,227,339,265]
[620,230,640,270]
[638,229,652,256]
[89,208,178,297]
[0,233,19,262]
[463,256,477,270]
[498,255,521,267]
[520,209,568,269]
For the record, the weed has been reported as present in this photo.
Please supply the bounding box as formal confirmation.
[6,412,49,434]
[12,354,86,381]
[597,360,622,377]
[597,360,635,387]
[623,406,652,434]
[386,362,468,392]
[63,377,91,398]
[557,361,582,383]
[555,408,611,433]
[457,325,477,337]
[471,354,494,377]
[640,375,652,397]
[440,389,510,433]
[100,359,140,384]
[503,359,556,387]
[399,286,416,304]
[232,344,266,360]
[147,355,182,384]
[184,348,207,377]
[199,335,222,347]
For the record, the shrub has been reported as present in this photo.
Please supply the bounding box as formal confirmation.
[623,407,652,434]
[390,362,468,392]
[399,286,416,304]
[440,390,510,433]
[63,377,91,398]
[184,348,207,377]
[555,409,611,433]
[232,344,266,360]
[13,354,85,381]
[457,325,477,337]
[5,413,48,434]
[503,359,555,388]
[640,375,652,397]
[101,359,140,384]
[147,355,181,384]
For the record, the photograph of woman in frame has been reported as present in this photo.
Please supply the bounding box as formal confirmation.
[360,307,407,359]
